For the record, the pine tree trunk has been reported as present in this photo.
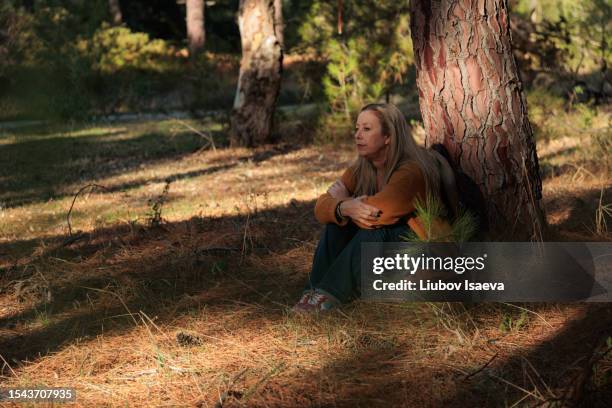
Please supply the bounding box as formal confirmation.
[410,0,545,240]
[231,0,283,147]
[108,0,122,25]
[186,0,205,56]
[274,0,284,49]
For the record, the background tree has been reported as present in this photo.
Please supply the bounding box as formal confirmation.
[231,0,283,147]
[273,0,283,49]
[186,0,205,55]
[108,0,122,25]
[410,0,546,240]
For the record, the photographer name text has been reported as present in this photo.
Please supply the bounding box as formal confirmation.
[372,279,504,291]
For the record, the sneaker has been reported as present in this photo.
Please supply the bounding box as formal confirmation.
[293,290,313,308]
[292,289,339,313]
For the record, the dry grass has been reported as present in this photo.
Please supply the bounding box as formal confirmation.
[0,112,611,407]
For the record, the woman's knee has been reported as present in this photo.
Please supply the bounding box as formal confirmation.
[354,224,410,242]
[354,227,387,242]
[324,223,343,235]
[323,222,357,238]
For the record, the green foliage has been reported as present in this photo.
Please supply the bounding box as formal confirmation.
[526,87,567,140]
[413,194,446,242]
[401,194,478,243]
[34,308,51,327]
[527,87,609,147]
[499,310,529,333]
[0,2,188,120]
[81,25,176,73]
[322,39,385,117]
[296,1,335,53]
[299,1,414,141]
[514,0,610,75]
[0,1,237,120]
[0,3,38,72]
[451,208,479,244]
[0,3,98,119]
[24,1,107,67]
[528,85,611,183]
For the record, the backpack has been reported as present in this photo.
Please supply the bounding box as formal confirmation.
[430,143,489,237]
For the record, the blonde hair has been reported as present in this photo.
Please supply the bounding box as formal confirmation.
[352,103,443,202]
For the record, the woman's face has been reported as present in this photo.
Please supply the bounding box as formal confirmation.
[354,110,390,161]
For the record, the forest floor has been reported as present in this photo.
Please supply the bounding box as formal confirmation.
[0,102,611,407]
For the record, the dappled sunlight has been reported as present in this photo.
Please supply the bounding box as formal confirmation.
[0,123,357,241]
[3,114,608,244]
[2,180,609,405]
[1,0,610,405]
[0,71,609,407]
[3,265,591,407]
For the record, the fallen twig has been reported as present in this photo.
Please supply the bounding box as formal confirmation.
[0,354,18,378]
[61,232,86,247]
[488,372,546,403]
[240,212,251,264]
[78,285,139,327]
[463,352,498,381]
[67,184,111,236]
[173,118,216,152]
[215,368,249,408]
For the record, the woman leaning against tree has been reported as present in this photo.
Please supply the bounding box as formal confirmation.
[293,103,458,312]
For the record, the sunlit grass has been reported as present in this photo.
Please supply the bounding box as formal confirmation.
[0,106,610,406]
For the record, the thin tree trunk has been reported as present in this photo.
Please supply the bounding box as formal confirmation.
[231,0,283,147]
[108,0,122,26]
[529,0,539,24]
[410,0,545,240]
[337,0,343,35]
[274,0,284,50]
[186,0,205,56]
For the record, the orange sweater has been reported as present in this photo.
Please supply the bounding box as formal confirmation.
[314,161,452,240]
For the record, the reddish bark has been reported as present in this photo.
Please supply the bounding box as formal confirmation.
[410,0,545,240]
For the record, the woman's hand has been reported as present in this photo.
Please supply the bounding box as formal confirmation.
[327,179,350,199]
[339,196,381,227]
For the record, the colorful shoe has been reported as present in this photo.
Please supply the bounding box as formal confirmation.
[292,290,314,311]
[292,289,339,313]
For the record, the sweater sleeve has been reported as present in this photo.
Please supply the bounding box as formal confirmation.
[361,162,426,228]
[314,167,355,226]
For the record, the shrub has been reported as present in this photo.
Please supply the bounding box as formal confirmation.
[513,0,611,80]
[0,2,186,120]
[299,1,414,142]
[80,25,177,74]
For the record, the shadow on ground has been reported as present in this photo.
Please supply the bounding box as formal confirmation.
[0,159,610,405]
[544,184,612,240]
[0,127,301,208]
[1,129,204,207]
[0,199,319,364]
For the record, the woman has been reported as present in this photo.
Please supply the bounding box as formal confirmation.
[293,103,456,312]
